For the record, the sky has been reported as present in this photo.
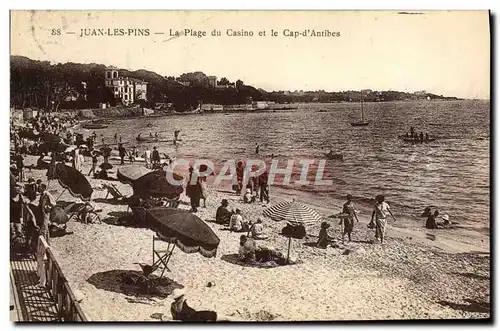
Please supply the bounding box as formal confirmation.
[10,10,490,99]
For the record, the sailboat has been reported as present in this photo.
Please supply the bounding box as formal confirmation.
[350,100,370,127]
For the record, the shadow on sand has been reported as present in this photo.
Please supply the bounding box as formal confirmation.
[93,197,128,205]
[221,254,292,269]
[87,269,183,299]
[100,211,149,229]
[438,299,490,314]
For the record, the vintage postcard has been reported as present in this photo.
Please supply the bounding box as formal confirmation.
[9,10,490,322]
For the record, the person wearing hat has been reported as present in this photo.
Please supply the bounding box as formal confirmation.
[340,194,359,242]
[170,288,217,321]
[215,199,232,225]
[441,214,451,226]
[370,195,396,244]
[317,222,335,249]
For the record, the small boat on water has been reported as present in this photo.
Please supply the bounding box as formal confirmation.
[136,136,159,142]
[399,135,436,143]
[82,123,108,129]
[350,100,370,127]
[146,123,154,128]
[92,119,112,124]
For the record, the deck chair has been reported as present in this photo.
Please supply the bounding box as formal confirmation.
[163,196,180,208]
[151,235,175,277]
[103,183,127,201]
[66,202,102,224]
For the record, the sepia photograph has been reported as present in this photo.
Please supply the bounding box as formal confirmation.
[8,10,490,322]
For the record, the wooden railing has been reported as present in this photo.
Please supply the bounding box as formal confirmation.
[41,237,88,321]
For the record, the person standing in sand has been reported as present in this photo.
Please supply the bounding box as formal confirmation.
[38,183,55,245]
[370,195,396,244]
[341,194,359,242]
[145,146,151,168]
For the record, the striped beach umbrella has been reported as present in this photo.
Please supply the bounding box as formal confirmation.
[263,200,324,263]
[263,200,323,226]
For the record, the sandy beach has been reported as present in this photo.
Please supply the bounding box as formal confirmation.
[17,153,490,321]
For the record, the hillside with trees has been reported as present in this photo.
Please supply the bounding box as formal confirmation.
[10,56,460,112]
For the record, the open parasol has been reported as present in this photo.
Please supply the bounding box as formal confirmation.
[132,170,184,199]
[117,166,153,184]
[53,163,93,201]
[146,207,220,258]
[99,162,113,170]
[263,200,324,263]
[263,200,323,226]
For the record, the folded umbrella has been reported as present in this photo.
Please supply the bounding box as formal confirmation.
[146,207,220,258]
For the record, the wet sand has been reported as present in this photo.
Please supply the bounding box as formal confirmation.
[19,155,490,321]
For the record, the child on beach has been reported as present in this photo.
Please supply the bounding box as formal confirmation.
[317,222,335,248]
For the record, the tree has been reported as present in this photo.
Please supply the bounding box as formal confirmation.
[218,77,230,85]
[236,79,244,89]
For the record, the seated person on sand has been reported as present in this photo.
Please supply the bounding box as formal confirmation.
[243,188,255,203]
[425,210,440,229]
[317,222,335,249]
[250,218,268,240]
[229,209,249,232]
[36,154,49,169]
[215,199,232,225]
[238,235,257,263]
[255,246,289,265]
[95,168,109,180]
[169,288,236,321]
[123,265,160,295]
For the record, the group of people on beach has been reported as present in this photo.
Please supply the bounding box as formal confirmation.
[422,206,452,229]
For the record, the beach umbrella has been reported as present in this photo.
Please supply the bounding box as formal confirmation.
[146,207,220,258]
[39,132,62,144]
[117,166,153,184]
[263,200,324,263]
[99,162,113,170]
[132,170,184,199]
[263,200,323,226]
[38,141,68,154]
[53,163,93,201]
